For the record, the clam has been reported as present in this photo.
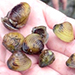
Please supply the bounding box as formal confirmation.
[39,49,55,67]
[66,53,75,68]
[2,32,24,53]
[1,2,30,30]
[7,51,32,71]
[32,26,49,44]
[22,33,44,54]
[53,22,74,42]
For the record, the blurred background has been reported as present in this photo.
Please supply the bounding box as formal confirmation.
[41,0,75,19]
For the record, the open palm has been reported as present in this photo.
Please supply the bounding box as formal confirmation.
[0,0,75,75]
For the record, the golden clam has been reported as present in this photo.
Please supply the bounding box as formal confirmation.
[1,2,30,30]
[7,51,32,71]
[53,22,74,42]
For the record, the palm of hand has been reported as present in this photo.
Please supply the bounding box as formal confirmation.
[0,0,75,75]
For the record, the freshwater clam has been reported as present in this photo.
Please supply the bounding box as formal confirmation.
[66,53,75,68]
[2,32,24,53]
[53,22,74,42]
[7,51,32,71]
[32,26,49,44]
[22,33,44,54]
[39,49,55,67]
[1,2,30,30]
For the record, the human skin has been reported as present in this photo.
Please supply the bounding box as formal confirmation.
[0,0,75,75]
[51,0,67,10]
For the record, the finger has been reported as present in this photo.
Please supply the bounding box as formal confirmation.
[49,51,75,75]
[51,0,59,10]
[46,28,75,57]
[23,64,60,75]
[38,0,67,29]
[60,0,67,10]
[62,17,75,56]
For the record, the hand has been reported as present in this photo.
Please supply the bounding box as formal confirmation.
[51,0,67,10]
[0,0,75,75]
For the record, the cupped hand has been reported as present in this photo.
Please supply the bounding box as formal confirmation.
[0,0,75,75]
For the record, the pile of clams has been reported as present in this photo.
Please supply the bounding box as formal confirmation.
[2,23,56,71]
[1,2,75,72]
